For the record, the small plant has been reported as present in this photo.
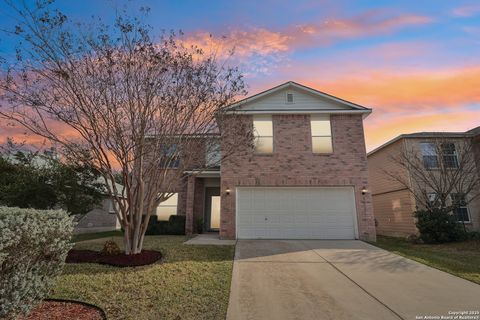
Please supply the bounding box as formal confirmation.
[414,208,465,243]
[406,234,422,244]
[102,240,121,255]
[196,217,204,234]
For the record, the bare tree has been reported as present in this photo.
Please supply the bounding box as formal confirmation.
[0,1,252,254]
[384,138,480,220]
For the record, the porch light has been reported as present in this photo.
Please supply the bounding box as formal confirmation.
[225,188,231,195]
[361,187,368,195]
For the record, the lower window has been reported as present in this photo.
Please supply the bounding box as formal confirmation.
[156,193,178,221]
[451,194,470,222]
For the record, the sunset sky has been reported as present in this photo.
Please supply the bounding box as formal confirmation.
[1,0,480,151]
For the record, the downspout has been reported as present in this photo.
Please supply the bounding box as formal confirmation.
[404,138,418,232]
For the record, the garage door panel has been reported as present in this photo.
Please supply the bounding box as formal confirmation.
[276,214,295,224]
[237,187,356,239]
[309,214,352,225]
[317,213,355,225]
[251,215,267,224]
[237,214,254,224]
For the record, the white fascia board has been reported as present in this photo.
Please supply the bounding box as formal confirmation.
[224,109,372,119]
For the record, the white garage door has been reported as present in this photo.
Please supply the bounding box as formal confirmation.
[236,187,357,239]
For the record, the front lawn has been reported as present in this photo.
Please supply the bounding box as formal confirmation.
[373,236,480,284]
[52,235,235,320]
[72,230,124,242]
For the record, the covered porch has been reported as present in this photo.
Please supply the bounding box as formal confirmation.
[184,169,222,237]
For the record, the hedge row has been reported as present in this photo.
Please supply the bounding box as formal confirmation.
[145,215,185,235]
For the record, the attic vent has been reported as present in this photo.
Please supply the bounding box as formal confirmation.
[286,93,294,104]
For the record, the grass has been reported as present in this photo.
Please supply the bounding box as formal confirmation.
[72,230,124,242]
[372,235,480,284]
[52,235,235,320]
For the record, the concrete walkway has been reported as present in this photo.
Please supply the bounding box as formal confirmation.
[183,233,236,245]
[227,240,480,320]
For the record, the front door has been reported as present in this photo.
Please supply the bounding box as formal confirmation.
[205,187,221,231]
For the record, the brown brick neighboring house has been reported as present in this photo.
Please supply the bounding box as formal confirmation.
[155,81,376,241]
[367,127,480,237]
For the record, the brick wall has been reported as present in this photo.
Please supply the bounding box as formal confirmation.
[220,114,376,241]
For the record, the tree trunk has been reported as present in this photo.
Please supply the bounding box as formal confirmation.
[124,226,132,255]
[123,218,145,255]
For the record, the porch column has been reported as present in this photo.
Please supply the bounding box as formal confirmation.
[185,175,195,235]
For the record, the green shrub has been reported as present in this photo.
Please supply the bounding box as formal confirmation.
[414,208,465,243]
[145,215,186,235]
[146,214,159,235]
[168,215,186,235]
[196,217,204,234]
[0,206,74,319]
[465,231,480,240]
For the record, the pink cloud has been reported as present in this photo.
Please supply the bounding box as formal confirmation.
[182,29,290,58]
[365,111,480,151]
[453,4,480,17]
[182,12,433,59]
[462,26,480,36]
[289,13,432,46]
[351,41,433,60]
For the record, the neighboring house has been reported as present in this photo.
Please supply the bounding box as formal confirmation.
[155,81,376,241]
[73,180,124,234]
[0,149,123,234]
[367,127,480,237]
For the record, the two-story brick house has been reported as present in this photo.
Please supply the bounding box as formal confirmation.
[155,81,376,241]
[368,127,480,237]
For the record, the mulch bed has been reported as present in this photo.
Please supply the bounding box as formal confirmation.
[19,299,106,320]
[66,249,162,267]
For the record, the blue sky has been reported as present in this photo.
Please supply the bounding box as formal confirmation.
[1,0,479,149]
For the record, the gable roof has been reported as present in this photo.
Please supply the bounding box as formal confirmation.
[224,81,372,116]
[367,126,480,157]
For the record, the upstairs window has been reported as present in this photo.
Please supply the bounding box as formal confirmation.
[160,144,180,168]
[156,193,178,221]
[253,115,273,153]
[420,142,438,169]
[311,115,332,153]
[441,143,459,169]
[206,139,221,167]
[451,193,469,222]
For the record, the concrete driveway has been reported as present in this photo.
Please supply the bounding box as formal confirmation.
[226,240,480,320]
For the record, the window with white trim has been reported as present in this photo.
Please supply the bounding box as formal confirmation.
[420,142,439,169]
[441,143,459,169]
[311,115,332,153]
[451,193,469,222]
[253,115,273,153]
[427,192,439,208]
[206,139,221,167]
[160,144,180,168]
[108,200,116,214]
[109,199,127,214]
[156,193,178,221]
